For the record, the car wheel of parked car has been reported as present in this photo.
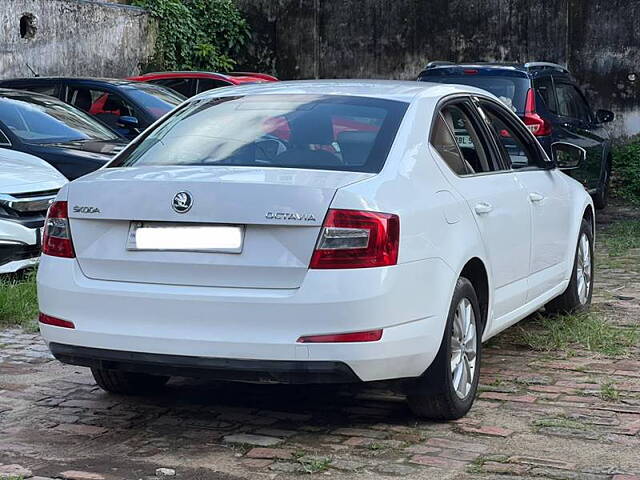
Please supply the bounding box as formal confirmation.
[545,219,594,315]
[407,277,482,420]
[593,160,612,210]
[91,367,169,395]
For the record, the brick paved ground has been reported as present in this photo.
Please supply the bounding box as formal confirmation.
[0,205,638,480]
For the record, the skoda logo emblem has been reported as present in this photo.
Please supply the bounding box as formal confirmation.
[172,191,193,213]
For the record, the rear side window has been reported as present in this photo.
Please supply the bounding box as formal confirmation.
[18,84,59,98]
[150,78,194,97]
[431,103,496,175]
[110,95,408,173]
[431,113,469,175]
[534,77,557,113]
[197,78,233,94]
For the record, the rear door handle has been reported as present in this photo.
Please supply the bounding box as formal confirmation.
[529,192,545,203]
[474,202,493,215]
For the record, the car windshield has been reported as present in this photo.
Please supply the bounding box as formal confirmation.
[110,94,408,173]
[0,94,119,144]
[421,74,530,113]
[122,83,185,119]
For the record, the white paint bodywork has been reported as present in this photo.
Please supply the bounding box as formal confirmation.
[0,148,66,274]
[37,81,594,382]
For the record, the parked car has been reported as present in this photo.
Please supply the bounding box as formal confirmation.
[0,78,185,140]
[0,89,129,180]
[418,62,614,209]
[0,148,66,274]
[128,71,279,98]
[38,80,594,419]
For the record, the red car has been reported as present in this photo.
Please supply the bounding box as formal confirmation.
[127,71,278,98]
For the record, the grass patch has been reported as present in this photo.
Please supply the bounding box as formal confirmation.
[297,456,331,474]
[599,381,620,402]
[514,312,638,357]
[0,269,38,330]
[601,220,640,257]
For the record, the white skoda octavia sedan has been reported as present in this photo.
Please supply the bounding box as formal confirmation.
[38,81,594,419]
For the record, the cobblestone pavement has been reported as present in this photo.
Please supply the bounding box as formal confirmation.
[1,205,639,480]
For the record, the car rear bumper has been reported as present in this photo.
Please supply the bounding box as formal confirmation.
[49,342,360,384]
[38,255,455,382]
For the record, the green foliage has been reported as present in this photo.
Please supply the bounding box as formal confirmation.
[612,141,640,204]
[514,312,638,357]
[0,269,38,330]
[132,0,250,72]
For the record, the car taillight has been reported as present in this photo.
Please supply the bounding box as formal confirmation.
[42,201,75,258]
[297,329,383,343]
[523,88,552,136]
[309,209,399,269]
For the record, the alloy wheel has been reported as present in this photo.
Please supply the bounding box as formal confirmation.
[450,298,477,399]
[576,233,592,305]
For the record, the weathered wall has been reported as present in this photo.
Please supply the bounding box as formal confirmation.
[237,0,640,139]
[0,0,155,79]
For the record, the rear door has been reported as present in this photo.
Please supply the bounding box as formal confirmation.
[553,82,606,192]
[431,98,531,322]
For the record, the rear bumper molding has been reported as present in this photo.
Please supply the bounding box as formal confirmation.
[49,342,361,384]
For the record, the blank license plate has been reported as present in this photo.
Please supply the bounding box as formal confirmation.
[127,222,244,253]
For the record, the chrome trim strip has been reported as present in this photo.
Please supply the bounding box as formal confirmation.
[0,193,57,213]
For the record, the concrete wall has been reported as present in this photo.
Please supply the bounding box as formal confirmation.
[237,0,640,140]
[0,0,155,79]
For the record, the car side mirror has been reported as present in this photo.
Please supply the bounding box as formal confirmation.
[552,142,586,170]
[596,109,614,123]
[117,115,139,131]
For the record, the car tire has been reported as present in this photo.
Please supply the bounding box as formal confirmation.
[593,160,611,210]
[91,367,169,395]
[406,277,482,420]
[545,219,594,315]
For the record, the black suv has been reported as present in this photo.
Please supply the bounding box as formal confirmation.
[418,62,614,209]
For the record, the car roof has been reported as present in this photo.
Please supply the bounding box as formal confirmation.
[420,62,573,80]
[0,77,145,87]
[190,79,494,103]
[129,71,277,84]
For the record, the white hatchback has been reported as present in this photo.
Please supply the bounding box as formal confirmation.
[38,81,594,419]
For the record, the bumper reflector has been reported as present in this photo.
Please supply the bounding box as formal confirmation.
[39,313,75,329]
[297,329,383,343]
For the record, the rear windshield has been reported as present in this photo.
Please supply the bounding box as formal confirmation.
[421,73,530,114]
[109,94,408,173]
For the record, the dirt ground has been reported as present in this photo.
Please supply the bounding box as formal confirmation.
[0,204,638,480]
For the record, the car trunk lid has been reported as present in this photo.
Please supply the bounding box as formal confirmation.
[67,166,373,288]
